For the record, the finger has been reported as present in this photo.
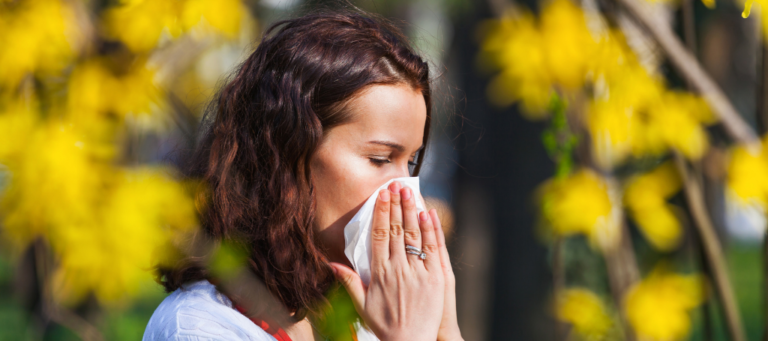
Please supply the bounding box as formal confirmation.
[430,209,454,275]
[418,210,441,271]
[388,181,406,261]
[330,262,366,314]
[401,186,422,266]
[429,208,459,341]
[370,189,391,268]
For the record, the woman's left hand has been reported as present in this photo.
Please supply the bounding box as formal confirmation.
[428,209,463,341]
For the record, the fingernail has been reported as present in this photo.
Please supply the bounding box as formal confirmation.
[389,181,401,193]
[402,187,412,201]
[419,211,428,222]
[379,189,390,202]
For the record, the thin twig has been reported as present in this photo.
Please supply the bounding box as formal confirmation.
[757,33,768,341]
[552,238,568,340]
[763,229,768,341]
[603,221,639,341]
[678,5,716,340]
[34,241,105,341]
[616,0,759,145]
[44,304,105,341]
[758,46,768,134]
[674,155,747,341]
[680,0,697,63]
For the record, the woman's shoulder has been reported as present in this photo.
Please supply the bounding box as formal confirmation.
[142,280,277,341]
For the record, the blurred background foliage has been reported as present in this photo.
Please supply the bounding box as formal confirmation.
[2,0,768,340]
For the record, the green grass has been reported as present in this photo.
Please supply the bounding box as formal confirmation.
[690,242,764,341]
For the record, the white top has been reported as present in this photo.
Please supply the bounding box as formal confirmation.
[143,279,380,341]
[142,280,277,341]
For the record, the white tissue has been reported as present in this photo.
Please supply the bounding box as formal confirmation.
[343,177,426,286]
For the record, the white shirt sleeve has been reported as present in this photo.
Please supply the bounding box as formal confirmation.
[143,280,277,341]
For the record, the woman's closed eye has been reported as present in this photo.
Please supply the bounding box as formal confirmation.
[368,157,419,167]
[368,157,391,166]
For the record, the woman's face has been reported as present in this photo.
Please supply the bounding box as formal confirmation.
[311,83,427,265]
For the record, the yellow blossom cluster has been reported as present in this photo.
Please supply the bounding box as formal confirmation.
[556,288,614,341]
[0,97,198,305]
[479,0,716,170]
[0,0,83,88]
[625,266,705,341]
[67,58,164,130]
[0,0,253,306]
[539,170,621,251]
[742,0,768,40]
[624,162,683,251]
[727,136,768,210]
[104,0,247,52]
[539,162,688,253]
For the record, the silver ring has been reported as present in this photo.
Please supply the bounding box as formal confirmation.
[405,245,422,253]
[405,245,427,260]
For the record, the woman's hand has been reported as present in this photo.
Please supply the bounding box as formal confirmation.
[329,181,444,341]
[429,209,463,341]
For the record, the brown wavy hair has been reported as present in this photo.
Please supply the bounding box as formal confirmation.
[158,10,432,317]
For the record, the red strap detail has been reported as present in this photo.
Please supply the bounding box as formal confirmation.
[233,304,293,341]
[275,328,291,341]
[232,302,360,341]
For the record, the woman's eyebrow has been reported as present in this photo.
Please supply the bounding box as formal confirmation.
[367,140,424,153]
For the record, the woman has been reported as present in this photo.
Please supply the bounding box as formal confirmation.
[143,9,462,341]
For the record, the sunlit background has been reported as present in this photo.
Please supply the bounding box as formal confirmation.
[1,0,768,340]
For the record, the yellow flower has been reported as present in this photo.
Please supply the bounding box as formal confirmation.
[182,0,245,38]
[625,266,705,341]
[104,0,185,52]
[67,58,166,130]
[51,168,197,305]
[540,0,597,90]
[1,122,111,247]
[480,0,598,116]
[624,162,683,251]
[647,92,713,160]
[0,101,196,305]
[742,0,768,41]
[727,137,768,208]
[0,0,82,88]
[556,288,613,341]
[589,30,636,82]
[67,60,118,116]
[539,170,620,251]
[586,99,635,170]
[104,0,249,52]
[481,11,552,116]
[587,71,713,169]
[0,99,38,161]
[477,0,716,169]
[587,66,666,169]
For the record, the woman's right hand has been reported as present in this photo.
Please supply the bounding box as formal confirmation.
[329,181,445,341]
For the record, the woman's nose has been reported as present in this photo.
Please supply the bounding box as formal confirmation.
[391,164,411,179]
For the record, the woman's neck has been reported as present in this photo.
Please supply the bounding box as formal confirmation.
[284,317,322,341]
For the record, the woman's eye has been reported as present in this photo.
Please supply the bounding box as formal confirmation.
[369,157,390,166]
[408,160,419,167]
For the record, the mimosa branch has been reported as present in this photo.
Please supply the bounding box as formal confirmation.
[617,0,759,145]
[615,0,753,338]
[673,155,747,341]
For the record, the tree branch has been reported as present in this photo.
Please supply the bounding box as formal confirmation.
[617,0,759,145]
[674,155,747,341]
